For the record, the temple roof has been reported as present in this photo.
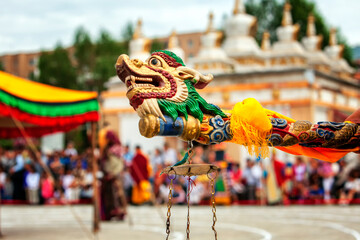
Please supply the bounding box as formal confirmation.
[222,0,260,57]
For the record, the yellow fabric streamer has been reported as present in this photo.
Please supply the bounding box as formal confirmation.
[229,98,272,158]
[0,71,97,103]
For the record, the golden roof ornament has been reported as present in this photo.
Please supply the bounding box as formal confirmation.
[168,30,177,49]
[282,2,293,26]
[307,14,316,37]
[132,18,143,40]
[261,31,271,51]
[329,28,337,46]
[206,12,215,34]
[233,0,245,15]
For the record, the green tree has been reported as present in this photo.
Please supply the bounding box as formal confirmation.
[336,29,353,66]
[245,0,352,64]
[0,61,4,71]
[150,39,166,53]
[37,43,77,89]
[289,0,352,63]
[121,21,134,42]
[120,21,134,55]
[92,29,125,92]
[246,0,283,43]
[74,27,95,75]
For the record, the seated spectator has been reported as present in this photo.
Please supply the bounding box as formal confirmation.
[163,143,178,166]
[123,145,134,166]
[339,170,360,205]
[0,164,6,197]
[59,150,71,167]
[229,163,244,201]
[189,178,206,205]
[282,161,293,204]
[151,148,164,174]
[64,142,78,157]
[308,170,323,201]
[10,144,26,200]
[62,167,80,201]
[192,146,205,164]
[50,153,64,179]
[41,171,54,203]
[318,161,336,203]
[80,166,93,199]
[3,174,13,200]
[242,159,257,201]
[25,164,40,204]
[173,184,186,204]
[292,157,307,200]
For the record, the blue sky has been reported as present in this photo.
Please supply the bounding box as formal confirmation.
[1,0,359,54]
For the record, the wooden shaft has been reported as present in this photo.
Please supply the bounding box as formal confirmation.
[0,188,2,238]
[91,122,100,233]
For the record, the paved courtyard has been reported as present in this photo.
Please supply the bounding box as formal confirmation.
[1,204,360,240]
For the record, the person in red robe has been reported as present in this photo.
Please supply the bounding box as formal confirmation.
[99,124,126,221]
[130,146,152,204]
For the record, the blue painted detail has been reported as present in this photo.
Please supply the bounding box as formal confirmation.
[316,128,335,141]
[316,128,325,137]
[208,115,232,144]
[317,121,345,131]
[211,115,225,128]
[268,133,283,146]
[270,118,288,129]
[159,118,165,135]
[159,115,184,136]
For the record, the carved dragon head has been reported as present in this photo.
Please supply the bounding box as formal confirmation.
[116,50,226,122]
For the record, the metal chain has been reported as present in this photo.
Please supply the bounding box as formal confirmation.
[210,174,218,240]
[166,173,175,240]
[185,141,194,240]
[187,141,194,164]
[186,177,191,240]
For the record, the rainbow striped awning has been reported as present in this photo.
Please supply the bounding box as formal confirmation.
[0,71,99,138]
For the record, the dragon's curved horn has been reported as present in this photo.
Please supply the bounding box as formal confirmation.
[177,66,213,89]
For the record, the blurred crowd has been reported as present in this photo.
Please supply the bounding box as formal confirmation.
[1,137,360,211]
[0,142,94,204]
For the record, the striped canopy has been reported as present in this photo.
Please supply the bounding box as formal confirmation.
[0,71,99,138]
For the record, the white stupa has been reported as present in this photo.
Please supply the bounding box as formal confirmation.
[324,28,354,79]
[192,12,234,74]
[129,19,151,61]
[166,30,185,61]
[222,0,260,58]
[260,31,273,68]
[301,14,331,72]
[261,31,271,52]
[271,2,306,67]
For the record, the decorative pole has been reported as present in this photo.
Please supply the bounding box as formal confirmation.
[0,190,2,238]
[91,121,100,233]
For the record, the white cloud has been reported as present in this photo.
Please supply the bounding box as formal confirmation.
[0,0,359,54]
[315,0,360,45]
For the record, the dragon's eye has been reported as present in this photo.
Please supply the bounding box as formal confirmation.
[149,57,162,67]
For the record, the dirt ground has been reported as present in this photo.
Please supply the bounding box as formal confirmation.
[1,204,360,240]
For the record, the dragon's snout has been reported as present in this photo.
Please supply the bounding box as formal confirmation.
[115,54,129,83]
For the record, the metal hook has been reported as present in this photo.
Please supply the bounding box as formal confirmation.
[188,141,193,150]
[207,167,218,181]
[167,167,177,180]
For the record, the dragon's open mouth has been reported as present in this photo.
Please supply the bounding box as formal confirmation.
[116,63,164,92]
